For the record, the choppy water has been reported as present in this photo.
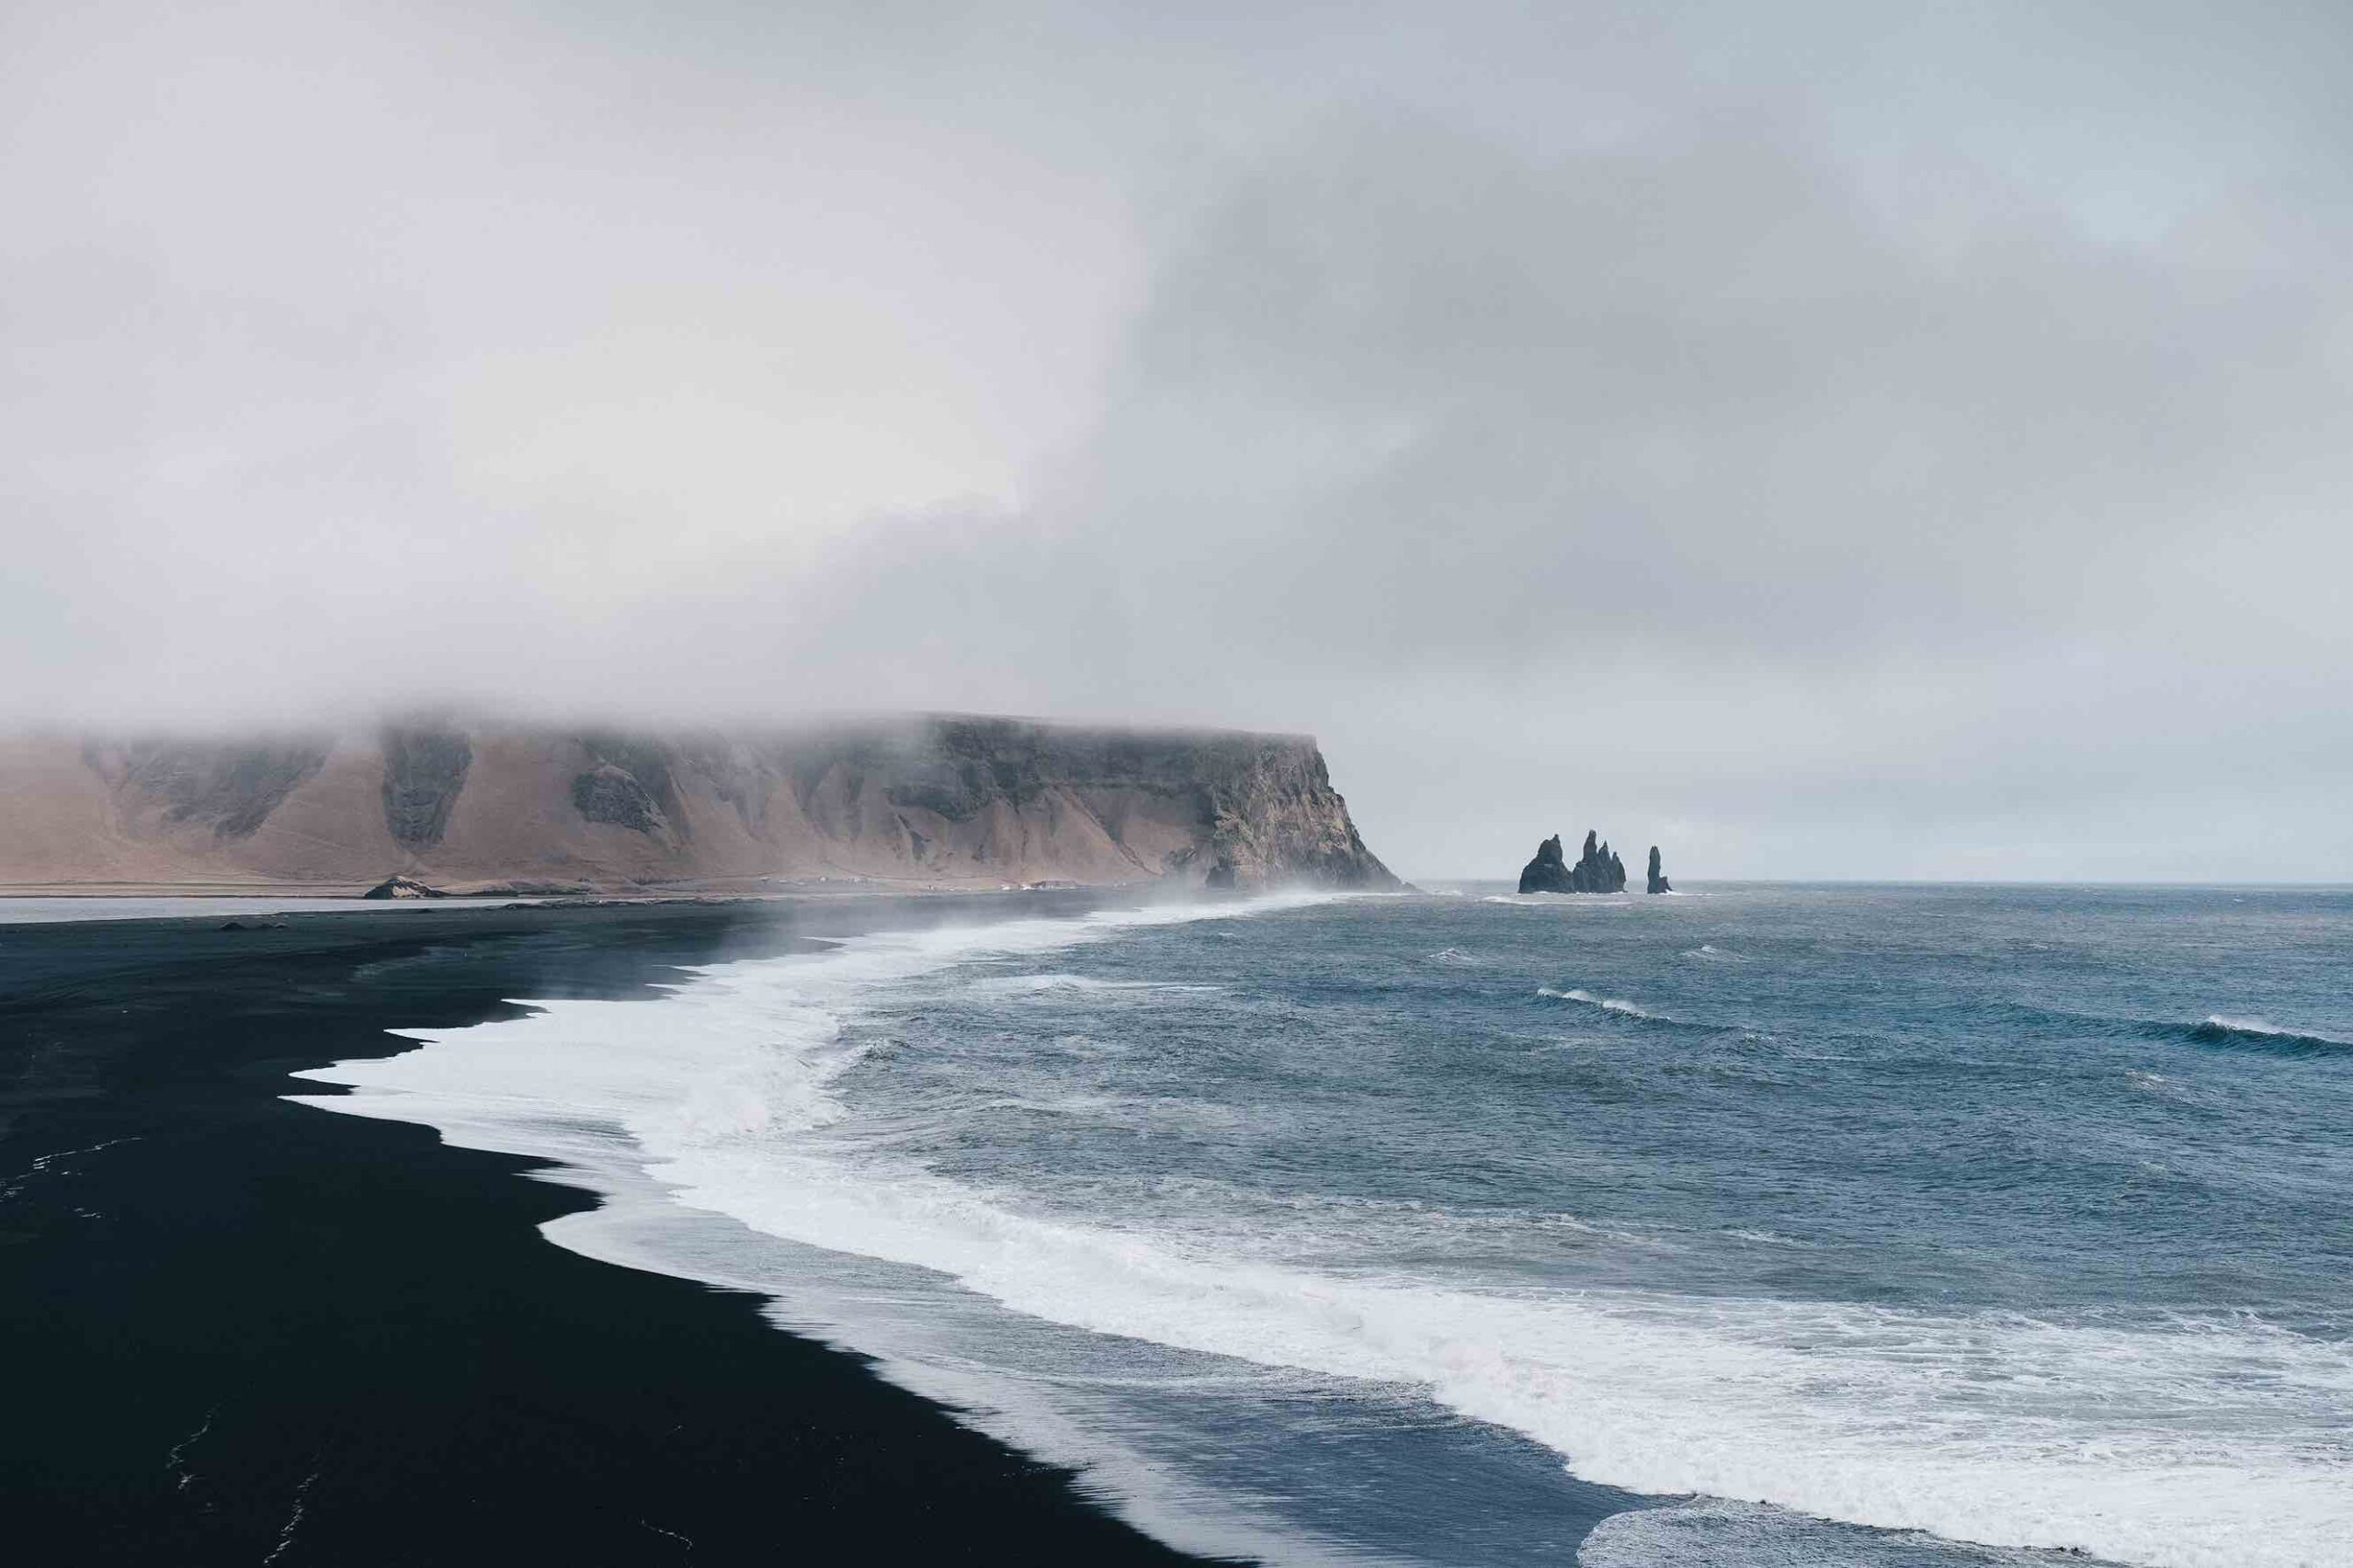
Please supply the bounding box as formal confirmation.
[292,885,2353,1567]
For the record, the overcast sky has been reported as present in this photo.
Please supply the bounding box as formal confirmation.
[6,0,2348,880]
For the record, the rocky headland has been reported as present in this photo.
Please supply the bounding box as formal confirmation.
[0,715,1399,895]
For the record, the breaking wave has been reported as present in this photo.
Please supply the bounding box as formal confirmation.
[1537,986,1664,1020]
[1577,1498,2052,1568]
[1999,998,2353,1059]
[968,972,1222,996]
[1533,987,1724,1034]
[1483,893,1631,907]
[2183,1015,2353,1054]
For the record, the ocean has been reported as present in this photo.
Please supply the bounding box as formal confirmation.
[290,884,2353,1568]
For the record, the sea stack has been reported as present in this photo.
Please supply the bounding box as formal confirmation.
[1647,846,1671,894]
[1586,832,1628,892]
[1518,835,1569,892]
[1517,830,1627,893]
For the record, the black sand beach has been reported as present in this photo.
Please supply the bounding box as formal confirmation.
[0,897,1221,1565]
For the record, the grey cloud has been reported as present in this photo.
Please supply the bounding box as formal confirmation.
[5,0,2347,878]
[1094,108,2346,663]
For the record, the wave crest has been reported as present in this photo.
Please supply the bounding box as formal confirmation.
[2180,1016,2351,1054]
[1535,987,1704,1028]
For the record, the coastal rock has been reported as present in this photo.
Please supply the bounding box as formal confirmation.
[1518,830,1628,894]
[1518,835,1571,893]
[361,874,448,900]
[1647,846,1671,894]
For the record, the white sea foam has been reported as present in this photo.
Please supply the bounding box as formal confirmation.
[1577,1498,2046,1567]
[1537,986,1664,1021]
[290,897,2353,1568]
[968,972,1222,996]
[649,1165,2351,1568]
[2202,1015,2353,1048]
[1483,893,1631,906]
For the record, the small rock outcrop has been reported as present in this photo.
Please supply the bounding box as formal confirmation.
[1518,830,1627,893]
[360,874,447,900]
[1518,835,1571,892]
[1647,846,1671,894]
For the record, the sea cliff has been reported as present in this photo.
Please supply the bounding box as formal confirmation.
[0,716,1398,894]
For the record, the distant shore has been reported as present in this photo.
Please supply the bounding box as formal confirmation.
[0,895,1220,1565]
[0,874,1107,899]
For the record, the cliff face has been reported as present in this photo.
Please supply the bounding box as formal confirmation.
[0,716,1399,894]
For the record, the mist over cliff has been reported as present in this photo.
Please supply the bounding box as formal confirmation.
[0,715,1397,895]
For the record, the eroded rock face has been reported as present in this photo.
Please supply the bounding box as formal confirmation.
[381,727,472,847]
[1518,829,1628,893]
[1647,846,1671,894]
[647,717,1400,890]
[571,763,669,834]
[89,739,330,840]
[569,733,689,842]
[1177,730,1395,890]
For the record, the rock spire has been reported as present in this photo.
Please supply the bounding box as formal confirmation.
[1518,829,1628,893]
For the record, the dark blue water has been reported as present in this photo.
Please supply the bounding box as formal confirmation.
[302,886,2353,1568]
[923,885,2353,1314]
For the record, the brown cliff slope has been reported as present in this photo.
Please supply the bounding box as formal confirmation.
[0,716,1399,894]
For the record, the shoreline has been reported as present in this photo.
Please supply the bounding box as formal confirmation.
[0,876,1142,900]
[0,895,1226,1564]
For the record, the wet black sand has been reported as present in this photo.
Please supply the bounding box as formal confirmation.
[0,897,1221,1565]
